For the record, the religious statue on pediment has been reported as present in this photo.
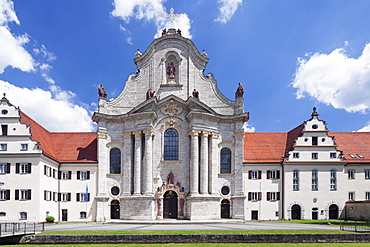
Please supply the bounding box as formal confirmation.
[146,88,155,100]
[192,89,199,99]
[235,82,244,98]
[98,84,107,99]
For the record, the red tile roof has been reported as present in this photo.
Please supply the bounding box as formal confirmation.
[244,129,370,163]
[19,111,97,163]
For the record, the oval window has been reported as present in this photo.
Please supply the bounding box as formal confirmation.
[221,186,230,195]
[312,124,318,129]
[1,110,8,115]
[111,186,120,196]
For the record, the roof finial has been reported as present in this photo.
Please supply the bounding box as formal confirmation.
[165,7,179,29]
[312,107,319,117]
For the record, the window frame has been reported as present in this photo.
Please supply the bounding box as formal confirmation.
[109,148,122,174]
[330,169,337,191]
[20,144,28,151]
[311,170,318,191]
[365,170,370,180]
[80,211,87,219]
[220,147,232,174]
[163,128,179,161]
[348,192,355,201]
[312,153,318,160]
[0,144,7,151]
[348,169,355,179]
[293,170,299,191]
[19,212,27,220]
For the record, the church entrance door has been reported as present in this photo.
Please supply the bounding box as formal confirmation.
[221,199,230,218]
[291,205,301,220]
[329,204,339,219]
[111,200,120,219]
[163,190,178,219]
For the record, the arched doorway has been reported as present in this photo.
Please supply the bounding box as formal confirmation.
[221,199,230,218]
[163,190,178,219]
[291,204,301,220]
[329,204,339,219]
[110,200,120,219]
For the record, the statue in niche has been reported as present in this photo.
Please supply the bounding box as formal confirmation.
[166,62,176,80]
[98,84,107,99]
[167,171,175,185]
[146,88,155,100]
[235,82,244,98]
[192,89,199,100]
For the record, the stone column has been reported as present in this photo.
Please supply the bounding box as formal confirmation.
[143,129,154,195]
[200,131,209,194]
[133,131,142,195]
[233,131,245,195]
[122,132,132,195]
[209,132,219,194]
[189,130,200,195]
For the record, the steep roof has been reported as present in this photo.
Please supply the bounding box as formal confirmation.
[19,111,97,163]
[244,129,370,163]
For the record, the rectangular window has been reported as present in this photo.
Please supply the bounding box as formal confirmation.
[44,190,51,201]
[366,192,370,200]
[20,163,29,174]
[330,170,337,191]
[312,136,318,146]
[60,171,71,180]
[80,211,86,219]
[0,163,10,174]
[293,170,299,191]
[59,192,71,202]
[348,192,355,201]
[77,171,90,180]
[0,144,7,151]
[19,212,27,220]
[312,153,318,159]
[20,144,28,151]
[348,170,355,179]
[1,125,7,135]
[77,193,90,202]
[249,170,261,179]
[365,170,370,180]
[0,190,10,200]
[267,170,280,179]
[267,192,280,201]
[330,152,337,158]
[19,189,31,200]
[293,152,299,158]
[248,192,261,201]
[312,170,318,191]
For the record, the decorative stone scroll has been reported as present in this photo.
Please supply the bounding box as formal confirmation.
[161,100,183,116]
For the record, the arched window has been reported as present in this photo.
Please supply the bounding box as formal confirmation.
[164,129,178,160]
[220,148,231,174]
[109,148,121,174]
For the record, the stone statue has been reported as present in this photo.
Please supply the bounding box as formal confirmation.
[177,29,182,35]
[192,89,199,99]
[235,82,244,98]
[98,84,107,99]
[166,62,175,80]
[162,29,167,36]
[167,171,174,185]
[146,88,155,100]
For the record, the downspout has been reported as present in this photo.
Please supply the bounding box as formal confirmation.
[58,164,61,222]
[281,160,284,220]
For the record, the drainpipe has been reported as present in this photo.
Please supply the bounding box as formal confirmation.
[281,160,284,220]
[57,164,61,222]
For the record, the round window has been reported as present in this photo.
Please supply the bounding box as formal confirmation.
[221,186,230,196]
[1,109,8,115]
[111,186,120,196]
[304,138,309,142]
[312,124,318,129]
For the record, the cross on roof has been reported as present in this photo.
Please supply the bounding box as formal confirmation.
[165,7,179,28]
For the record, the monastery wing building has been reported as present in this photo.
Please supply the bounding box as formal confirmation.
[0,28,370,222]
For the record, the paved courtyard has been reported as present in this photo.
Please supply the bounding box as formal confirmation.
[44,221,339,232]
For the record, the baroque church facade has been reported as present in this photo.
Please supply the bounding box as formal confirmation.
[0,28,370,222]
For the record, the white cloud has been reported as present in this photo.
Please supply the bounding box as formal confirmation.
[358,122,370,132]
[292,43,370,113]
[243,122,255,132]
[111,0,192,39]
[0,80,95,132]
[0,0,35,73]
[215,0,243,23]
[33,44,56,62]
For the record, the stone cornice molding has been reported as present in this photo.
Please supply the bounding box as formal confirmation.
[133,130,142,137]
[97,132,108,139]
[210,132,220,139]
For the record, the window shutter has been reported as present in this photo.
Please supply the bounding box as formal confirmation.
[267,192,271,201]
[77,171,80,180]
[27,189,31,200]
[5,190,10,200]
[53,192,56,201]
[68,171,72,180]
[58,171,61,179]
[16,163,20,174]
[277,170,280,179]
[87,171,90,180]
[258,171,262,179]
[76,193,80,202]
[28,163,32,173]
[53,169,56,178]
[6,163,10,173]
[248,170,252,179]
[258,192,262,201]
[277,192,281,200]
[248,192,252,201]
[87,193,90,202]
[15,189,19,200]
[44,165,47,175]
[67,193,71,201]
[267,170,271,179]
[58,193,61,201]
[44,190,46,200]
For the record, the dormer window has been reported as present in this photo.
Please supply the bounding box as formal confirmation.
[349,154,356,158]
[357,154,364,158]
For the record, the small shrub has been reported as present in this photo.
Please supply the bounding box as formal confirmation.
[45,216,55,223]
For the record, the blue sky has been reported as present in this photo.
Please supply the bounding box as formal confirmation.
[1,0,370,132]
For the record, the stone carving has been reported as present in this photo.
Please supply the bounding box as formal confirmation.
[235,83,244,98]
[167,171,174,185]
[146,88,155,100]
[161,100,183,116]
[166,62,176,80]
[98,84,107,99]
[157,198,162,216]
[192,89,199,99]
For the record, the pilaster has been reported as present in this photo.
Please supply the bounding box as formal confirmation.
[133,130,142,195]
[143,129,154,195]
[200,131,209,194]
[122,132,132,195]
[189,130,200,195]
